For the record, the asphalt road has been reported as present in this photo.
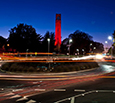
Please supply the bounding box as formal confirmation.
[1,72,115,103]
[0,61,115,103]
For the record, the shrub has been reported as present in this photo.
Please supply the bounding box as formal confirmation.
[27,66,35,73]
[0,61,99,73]
[1,63,10,71]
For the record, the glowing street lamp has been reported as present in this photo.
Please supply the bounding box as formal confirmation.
[47,38,50,57]
[90,43,93,53]
[69,39,72,56]
[105,41,108,53]
[94,47,96,49]
[82,49,84,55]
[76,49,79,55]
[108,36,112,40]
[90,43,92,46]
[105,41,108,44]
[47,38,50,69]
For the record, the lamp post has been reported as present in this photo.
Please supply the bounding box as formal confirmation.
[90,43,92,46]
[47,38,50,57]
[82,49,84,55]
[90,43,93,53]
[108,36,113,58]
[105,41,108,54]
[94,47,96,53]
[7,44,10,52]
[47,38,50,70]
[76,49,79,56]
[69,39,72,56]
[105,41,108,44]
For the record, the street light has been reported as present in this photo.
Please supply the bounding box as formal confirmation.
[76,49,79,56]
[108,36,112,40]
[69,39,72,56]
[105,41,108,44]
[108,36,113,58]
[93,47,96,53]
[90,43,93,53]
[105,41,108,54]
[90,43,92,46]
[94,47,96,49]
[47,38,50,57]
[47,38,50,70]
[82,49,84,55]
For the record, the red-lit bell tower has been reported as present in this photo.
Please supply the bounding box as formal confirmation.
[55,14,61,51]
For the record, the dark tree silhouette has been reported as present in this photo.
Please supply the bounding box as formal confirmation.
[0,36,6,48]
[61,30,104,54]
[111,30,115,54]
[0,36,7,52]
[8,23,42,52]
[93,42,104,53]
[68,30,93,54]
[112,30,115,39]
[61,38,69,54]
[112,30,115,47]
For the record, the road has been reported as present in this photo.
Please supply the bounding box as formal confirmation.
[0,61,114,103]
[1,72,115,103]
[0,56,115,103]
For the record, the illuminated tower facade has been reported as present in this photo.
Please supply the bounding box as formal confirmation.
[55,14,61,51]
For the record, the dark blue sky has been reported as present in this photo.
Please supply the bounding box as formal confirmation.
[0,0,115,46]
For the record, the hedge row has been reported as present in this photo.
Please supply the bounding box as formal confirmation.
[1,62,99,73]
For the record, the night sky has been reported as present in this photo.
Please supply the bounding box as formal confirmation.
[0,0,115,47]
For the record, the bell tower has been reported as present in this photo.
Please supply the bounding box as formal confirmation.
[55,14,61,52]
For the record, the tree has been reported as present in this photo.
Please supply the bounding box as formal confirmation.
[8,23,42,52]
[112,30,115,54]
[0,36,6,48]
[60,30,104,54]
[93,42,104,53]
[68,30,93,54]
[112,30,115,40]
[0,36,7,52]
[61,38,69,54]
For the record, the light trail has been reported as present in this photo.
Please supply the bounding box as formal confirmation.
[1,52,53,56]
[1,59,115,63]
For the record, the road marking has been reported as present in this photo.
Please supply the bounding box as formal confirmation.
[81,94,85,96]
[54,89,66,91]
[54,90,95,103]
[26,99,36,103]
[96,90,98,92]
[83,90,95,95]
[96,90,113,92]
[74,89,85,92]
[70,97,75,103]
[34,89,45,91]
[16,97,28,102]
